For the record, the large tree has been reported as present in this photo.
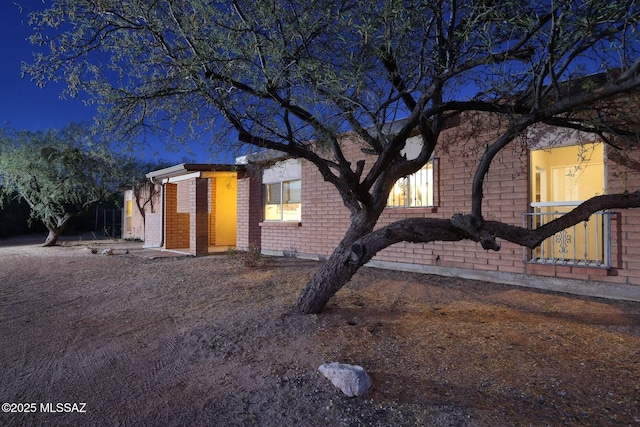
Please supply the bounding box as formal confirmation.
[0,125,121,246]
[23,0,640,312]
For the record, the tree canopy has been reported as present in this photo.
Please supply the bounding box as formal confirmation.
[0,124,122,246]
[22,0,640,311]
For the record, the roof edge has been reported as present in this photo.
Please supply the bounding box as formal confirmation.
[145,163,245,181]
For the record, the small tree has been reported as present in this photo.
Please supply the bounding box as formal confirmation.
[0,125,120,246]
[121,160,170,229]
[23,0,640,311]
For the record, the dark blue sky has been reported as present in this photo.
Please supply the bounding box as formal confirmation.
[0,2,222,165]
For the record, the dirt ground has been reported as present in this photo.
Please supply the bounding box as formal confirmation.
[1,235,639,427]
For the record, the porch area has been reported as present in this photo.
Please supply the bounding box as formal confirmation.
[146,164,244,256]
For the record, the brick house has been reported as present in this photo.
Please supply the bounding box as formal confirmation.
[235,115,640,302]
[125,163,245,256]
[126,113,640,302]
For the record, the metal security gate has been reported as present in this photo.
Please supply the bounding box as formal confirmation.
[523,202,612,268]
[95,207,123,238]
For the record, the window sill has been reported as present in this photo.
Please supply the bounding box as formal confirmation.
[525,262,611,278]
[259,221,302,227]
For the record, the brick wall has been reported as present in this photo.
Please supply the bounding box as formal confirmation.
[165,183,178,249]
[125,210,145,241]
[165,182,190,250]
[237,168,263,250]
[176,213,190,249]
[122,190,140,240]
[374,116,529,274]
[237,176,250,249]
[190,178,209,255]
[604,142,640,286]
[256,112,640,301]
[259,155,351,257]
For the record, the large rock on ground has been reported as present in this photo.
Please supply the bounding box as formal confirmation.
[318,362,372,397]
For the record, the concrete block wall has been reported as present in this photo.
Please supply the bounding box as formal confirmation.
[144,213,162,247]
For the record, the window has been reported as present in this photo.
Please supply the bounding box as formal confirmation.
[526,142,610,267]
[125,195,133,232]
[263,179,301,221]
[387,161,434,207]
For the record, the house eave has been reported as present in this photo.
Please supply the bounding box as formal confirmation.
[146,163,246,182]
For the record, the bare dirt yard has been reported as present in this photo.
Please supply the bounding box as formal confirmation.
[1,235,639,426]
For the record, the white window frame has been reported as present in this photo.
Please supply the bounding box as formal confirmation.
[263,179,301,221]
[262,159,302,222]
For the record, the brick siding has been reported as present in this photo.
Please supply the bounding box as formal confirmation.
[243,113,640,300]
[237,168,263,250]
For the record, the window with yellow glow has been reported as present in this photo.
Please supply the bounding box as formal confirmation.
[387,161,434,207]
[125,199,133,232]
[263,179,301,221]
[528,142,605,265]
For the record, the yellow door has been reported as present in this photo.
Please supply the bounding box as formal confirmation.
[214,173,237,246]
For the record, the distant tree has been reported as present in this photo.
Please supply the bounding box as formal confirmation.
[0,124,121,246]
[23,0,640,312]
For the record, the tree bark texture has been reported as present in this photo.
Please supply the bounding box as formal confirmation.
[43,228,62,247]
[295,243,364,314]
[296,215,376,314]
[42,214,73,247]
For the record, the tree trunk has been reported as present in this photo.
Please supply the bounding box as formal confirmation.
[42,215,71,247]
[43,227,62,247]
[296,217,375,314]
[296,242,364,314]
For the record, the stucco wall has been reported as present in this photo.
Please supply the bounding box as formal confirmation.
[144,213,162,248]
[122,190,143,240]
[123,185,161,242]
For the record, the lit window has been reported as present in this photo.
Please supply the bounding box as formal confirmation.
[263,179,301,221]
[387,161,434,207]
[125,198,133,232]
